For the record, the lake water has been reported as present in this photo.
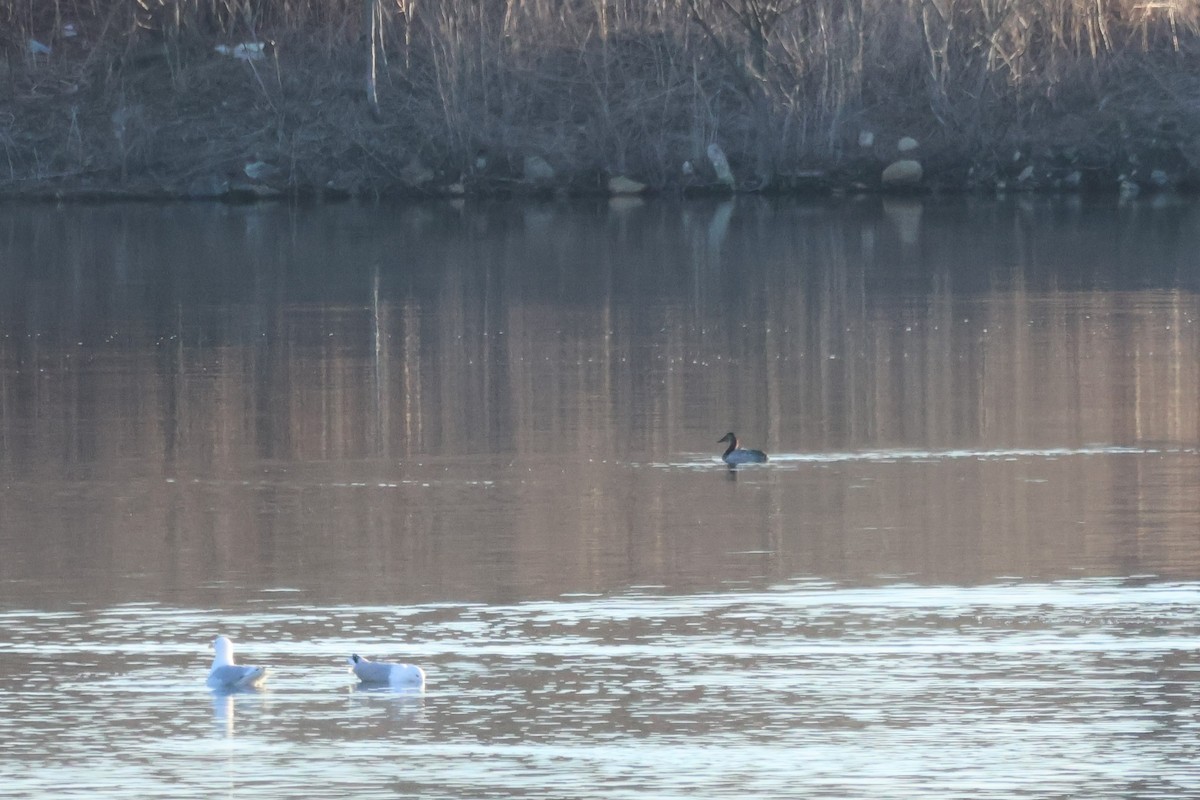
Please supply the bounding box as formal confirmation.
[2,196,1200,797]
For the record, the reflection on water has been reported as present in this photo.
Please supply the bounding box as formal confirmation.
[2,198,1200,604]
[2,197,1200,796]
[212,692,232,738]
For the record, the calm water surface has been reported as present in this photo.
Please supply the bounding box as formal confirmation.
[2,197,1200,797]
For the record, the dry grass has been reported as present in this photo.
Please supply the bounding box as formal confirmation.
[2,0,1199,193]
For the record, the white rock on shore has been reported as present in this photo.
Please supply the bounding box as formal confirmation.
[706,144,735,187]
[523,156,555,183]
[607,176,646,195]
[881,160,923,187]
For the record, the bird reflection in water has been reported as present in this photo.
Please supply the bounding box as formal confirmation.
[210,686,269,739]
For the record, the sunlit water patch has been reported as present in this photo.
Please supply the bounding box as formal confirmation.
[1,580,1198,798]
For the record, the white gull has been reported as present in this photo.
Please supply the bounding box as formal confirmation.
[206,635,269,690]
[348,654,425,690]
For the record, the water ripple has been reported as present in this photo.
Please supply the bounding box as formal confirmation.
[2,580,1199,797]
[666,444,1177,470]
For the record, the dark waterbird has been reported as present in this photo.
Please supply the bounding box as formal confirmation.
[718,432,768,465]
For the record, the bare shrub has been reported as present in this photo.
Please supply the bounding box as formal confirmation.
[0,0,1198,192]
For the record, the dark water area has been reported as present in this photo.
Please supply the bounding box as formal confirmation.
[2,196,1200,797]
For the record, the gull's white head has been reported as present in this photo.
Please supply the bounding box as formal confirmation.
[212,635,235,665]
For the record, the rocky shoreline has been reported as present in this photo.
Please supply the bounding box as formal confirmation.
[4,115,1196,203]
[6,142,1196,204]
[4,3,1200,205]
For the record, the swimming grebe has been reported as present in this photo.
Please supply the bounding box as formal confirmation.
[718,432,768,464]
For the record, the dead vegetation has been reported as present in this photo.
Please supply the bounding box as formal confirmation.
[2,0,1200,196]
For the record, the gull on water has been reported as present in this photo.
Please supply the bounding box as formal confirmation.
[206,635,269,690]
[349,654,425,690]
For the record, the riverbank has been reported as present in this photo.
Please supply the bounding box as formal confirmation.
[4,1,1200,201]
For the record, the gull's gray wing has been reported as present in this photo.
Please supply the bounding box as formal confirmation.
[208,664,267,689]
[351,657,395,683]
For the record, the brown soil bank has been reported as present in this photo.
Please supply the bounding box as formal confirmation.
[4,0,1200,200]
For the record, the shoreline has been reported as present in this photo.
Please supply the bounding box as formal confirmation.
[2,174,1192,205]
[5,3,1200,204]
[3,114,1192,204]
[2,148,1194,204]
